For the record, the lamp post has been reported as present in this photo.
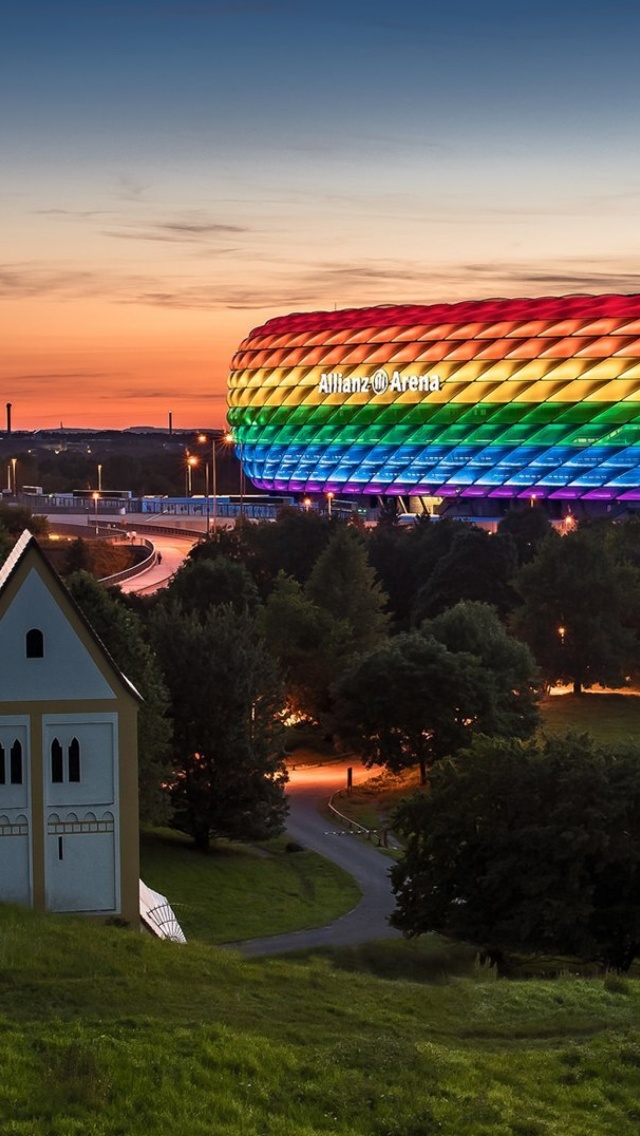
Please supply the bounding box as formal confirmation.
[92,491,99,535]
[186,454,197,497]
[97,463,103,493]
[10,457,17,497]
[199,433,228,537]
[327,491,334,518]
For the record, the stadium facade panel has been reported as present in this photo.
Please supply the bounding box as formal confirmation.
[227,295,640,500]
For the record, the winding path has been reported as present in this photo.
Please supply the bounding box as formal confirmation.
[225,759,401,957]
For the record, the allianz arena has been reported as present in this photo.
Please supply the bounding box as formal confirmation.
[227,294,640,501]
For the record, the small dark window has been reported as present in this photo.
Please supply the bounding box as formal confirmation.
[51,738,63,783]
[10,740,22,785]
[26,629,44,658]
[0,744,4,785]
[68,738,80,783]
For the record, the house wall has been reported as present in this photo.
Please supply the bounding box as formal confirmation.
[0,547,140,928]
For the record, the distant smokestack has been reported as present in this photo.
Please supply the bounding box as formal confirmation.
[169,411,173,435]
[6,403,11,434]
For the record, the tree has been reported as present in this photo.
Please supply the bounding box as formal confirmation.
[258,572,349,721]
[497,505,553,566]
[331,632,493,783]
[424,601,540,739]
[0,503,48,537]
[165,554,259,619]
[391,733,640,972]
[306,526,389,657]
[66,572,173,825]
[511,528,639,693]
[368,516,469,630]
[413,527,518,621]
[150,603,287,851]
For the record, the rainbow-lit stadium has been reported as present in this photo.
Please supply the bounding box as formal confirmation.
[227,295,640,501]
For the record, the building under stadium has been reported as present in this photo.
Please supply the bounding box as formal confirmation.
[227,294,640,512]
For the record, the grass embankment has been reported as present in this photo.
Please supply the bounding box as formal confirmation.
[140,828,360,944]
[2,905,640,1134]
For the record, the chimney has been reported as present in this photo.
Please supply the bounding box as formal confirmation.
[6,403,11,434]
[168,411,173,435]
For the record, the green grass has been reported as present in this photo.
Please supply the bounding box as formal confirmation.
[139,828,360,944]
[2,905,640,1133]
[539,692,640,745]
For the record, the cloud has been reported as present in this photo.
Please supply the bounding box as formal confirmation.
[0,266,108,299]
[102,214,250,245]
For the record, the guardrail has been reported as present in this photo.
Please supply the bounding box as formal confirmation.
[99,538,155,586]
[327,792,392,848]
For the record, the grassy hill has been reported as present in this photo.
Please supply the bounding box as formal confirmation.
[2,904,640,1135]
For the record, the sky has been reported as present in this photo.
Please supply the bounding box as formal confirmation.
[3,0,640,429]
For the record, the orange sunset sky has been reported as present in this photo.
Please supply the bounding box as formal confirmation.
[4,1,640,430]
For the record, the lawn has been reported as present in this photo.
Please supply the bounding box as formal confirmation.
[539,691,640,744]
[139,827,360,944]
[2,904,640,1134]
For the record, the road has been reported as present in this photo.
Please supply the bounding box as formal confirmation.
[225,759,401,957]
[119,531,196,594]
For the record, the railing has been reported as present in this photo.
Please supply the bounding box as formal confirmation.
[98,538,155,586]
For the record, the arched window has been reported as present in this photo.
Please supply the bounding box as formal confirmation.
[68,738,80,783]
[51,738,63,783]
[26,629,44,658]
[0,743,4,785]
[10,740,22,785]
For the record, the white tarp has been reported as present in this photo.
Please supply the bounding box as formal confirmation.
[139,879,187,943]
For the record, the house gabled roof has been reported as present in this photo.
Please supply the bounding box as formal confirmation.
[0,529,142,703]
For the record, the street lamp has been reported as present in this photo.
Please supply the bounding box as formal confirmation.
[186,454,197,497]
[97,464,103,493]
[10,457,17,497]
[326,491,334,518]
[198,432,234,536]
[92,491,99,535]
[303,497,311,512]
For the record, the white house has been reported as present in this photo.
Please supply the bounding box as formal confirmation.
[0,530,141,925]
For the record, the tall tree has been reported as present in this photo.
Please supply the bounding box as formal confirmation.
[413,527,518,621]
[511,528,639,693]
[306,526,389,657]
[392,733,640,972]
[150,603,287,851]
[66,572,172,825]
[259,572,349,721]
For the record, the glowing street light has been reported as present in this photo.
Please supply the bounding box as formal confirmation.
[97,463,103,493]
[186,454,198,497]
[302,497,311,512]
[327,491,335,518]
[92,491,99,535]
[558,625,566,644]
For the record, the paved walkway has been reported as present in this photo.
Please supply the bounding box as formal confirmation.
[119,531,196,594]
[224,760,401,957]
